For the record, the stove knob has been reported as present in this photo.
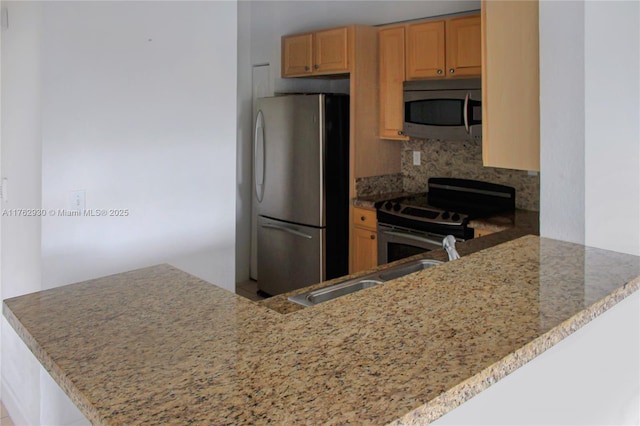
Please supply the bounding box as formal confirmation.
[393,203,401,212]
[442,211,450,220]
[452,213,460,221]
[385,201,393,210]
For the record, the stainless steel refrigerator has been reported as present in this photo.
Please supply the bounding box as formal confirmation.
[254,94,349,296]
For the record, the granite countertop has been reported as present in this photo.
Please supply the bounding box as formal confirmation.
[4,236,640,425]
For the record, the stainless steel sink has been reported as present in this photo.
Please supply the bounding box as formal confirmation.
[288,258,443,307]
[288,278,384,307]
[378,259,443,281]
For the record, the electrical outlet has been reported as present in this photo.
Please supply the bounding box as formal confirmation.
[70,190,85,211]
[412,151,421,166]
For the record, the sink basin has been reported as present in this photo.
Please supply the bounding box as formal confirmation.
[288,258,443,307]
[288,279,384,307]
[378,259,443,281]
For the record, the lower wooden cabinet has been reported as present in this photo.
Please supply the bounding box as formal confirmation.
[351,207,378,273]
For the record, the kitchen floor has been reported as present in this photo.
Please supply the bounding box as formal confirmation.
[2,401,15,426]
[236,280,266,301]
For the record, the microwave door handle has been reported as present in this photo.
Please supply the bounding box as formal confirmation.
[463,92,470,134]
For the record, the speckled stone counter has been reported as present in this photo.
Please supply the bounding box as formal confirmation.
[4,236,640,425]
[352,191,409,209]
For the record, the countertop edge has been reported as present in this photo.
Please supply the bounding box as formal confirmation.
[389,274,640,425]
[3,302,107,426]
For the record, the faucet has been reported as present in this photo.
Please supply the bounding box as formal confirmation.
[442,235,461,261]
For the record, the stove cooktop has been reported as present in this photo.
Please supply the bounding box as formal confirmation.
[375,178,516,229]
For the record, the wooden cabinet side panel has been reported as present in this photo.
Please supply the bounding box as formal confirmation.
[314,27,350,74]
[482,0,540,171]
[406,21,446,79]
[446,14,482,77]
[351,26,402,179]
[281,33,313,77]
[379,26,409,140]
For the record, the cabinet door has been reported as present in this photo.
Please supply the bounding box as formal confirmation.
[314,27,349,74]
[406,21,446,79]
[482,0,540,171]
[281,33,313,77]
[352,226,378,273]
[379,26,409,140]
[446,14,482,77]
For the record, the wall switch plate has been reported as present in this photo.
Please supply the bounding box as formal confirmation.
[413,151,421,166]
[1,178,7,202]
[70,190,85,211]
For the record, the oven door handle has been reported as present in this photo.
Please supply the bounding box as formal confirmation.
[381,230,442,248]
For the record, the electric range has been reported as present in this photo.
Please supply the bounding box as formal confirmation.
[375,178,516,264]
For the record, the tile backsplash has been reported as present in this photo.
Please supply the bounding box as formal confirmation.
[356,138,540,211]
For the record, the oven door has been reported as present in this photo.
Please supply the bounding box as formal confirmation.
[377,223,447,265]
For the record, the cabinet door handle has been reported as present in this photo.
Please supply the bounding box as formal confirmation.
[449,68,455,74]
[370,234,376,240]
[437,69,443,75]
[314,64,319,70]
[305,66,310,71]
[397,130,404,136]
[360,216,366,221]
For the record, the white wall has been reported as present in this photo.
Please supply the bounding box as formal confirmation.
[40,1,237,290]
[541,0,640,256]
[539,0,585,245]
[1,2,43,423]
[2,1,238,424]
[584,0,640,255]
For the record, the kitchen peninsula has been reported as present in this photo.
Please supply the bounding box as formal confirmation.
[4,235,640,425]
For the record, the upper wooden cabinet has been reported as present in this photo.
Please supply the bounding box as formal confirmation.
[379,26,409,140]
[281,33,313,76]
[481,1,540,171]
[406,21,446,79]
[282,26,351,77]
[406,14,481,80]
[446,14,482,77]
[379,14,480,139]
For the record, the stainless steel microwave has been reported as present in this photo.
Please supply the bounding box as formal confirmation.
[403,78,482,141]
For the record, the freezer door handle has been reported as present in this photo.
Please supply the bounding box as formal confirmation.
[254,110,265,202]
[261,222,313,239]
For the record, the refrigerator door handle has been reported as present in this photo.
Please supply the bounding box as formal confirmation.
[254,110,265,202]
[261,222,313,239]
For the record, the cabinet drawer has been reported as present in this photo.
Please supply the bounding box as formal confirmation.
[352,207,377,231]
